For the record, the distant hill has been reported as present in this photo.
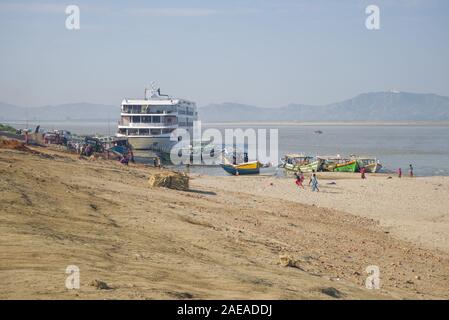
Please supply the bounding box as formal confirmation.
[0,102,119,121]
[1,91,449,122]
[199,92,449,122]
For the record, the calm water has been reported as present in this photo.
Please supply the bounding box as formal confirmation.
[6,121,449,176]
[191,124,449,177]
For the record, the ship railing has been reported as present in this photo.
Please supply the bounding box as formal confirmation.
[119,122,177,128]
[120,110,178,115]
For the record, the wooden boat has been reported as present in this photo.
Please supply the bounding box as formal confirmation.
[353,157,382,173]
[281,154,322,172]
[333,159,358,172]
[221,160,261,175]
[109,145,129,156]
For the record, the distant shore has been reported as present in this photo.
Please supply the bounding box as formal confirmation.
[3,120,449,127]
[203,121,449,126]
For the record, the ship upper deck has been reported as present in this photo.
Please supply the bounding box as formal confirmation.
[121,98,195,106]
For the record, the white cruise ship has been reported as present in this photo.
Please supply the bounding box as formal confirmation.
[117,86,198,150]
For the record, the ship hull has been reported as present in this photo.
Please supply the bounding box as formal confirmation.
[127,135,173,150]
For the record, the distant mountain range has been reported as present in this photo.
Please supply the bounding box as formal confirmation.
[1,91,449,122]
[0,102,119,121]
[199,92,449,122]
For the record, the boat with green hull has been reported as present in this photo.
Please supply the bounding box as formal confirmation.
[333,160,359,172]
[281,154,322,172]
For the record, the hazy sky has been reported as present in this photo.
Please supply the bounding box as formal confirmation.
[0,0,448,107]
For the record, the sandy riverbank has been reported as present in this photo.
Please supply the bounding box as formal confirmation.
[1,143,449,299]
[194,171,449,254]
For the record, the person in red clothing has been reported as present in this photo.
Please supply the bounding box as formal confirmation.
[295,170,305,189]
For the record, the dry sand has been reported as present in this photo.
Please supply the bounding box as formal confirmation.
[195,172,449,254]
[1,144,449,299]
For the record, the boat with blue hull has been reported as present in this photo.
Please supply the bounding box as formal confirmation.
[221,160,261,175]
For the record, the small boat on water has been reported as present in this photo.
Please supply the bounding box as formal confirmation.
[281,154,322,172]
[221,160,262,175]
[352,157,383,173]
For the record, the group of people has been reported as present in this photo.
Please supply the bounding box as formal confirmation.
[294,170,319,192]
[74,143,95,157]
[397,164,414,178]
[294,164,415,192]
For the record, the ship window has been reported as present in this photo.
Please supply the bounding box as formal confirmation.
[142,116,151,123]
[132,105,141,113]
[132,116,141,123]
[127,129,138,135]
[119,128,126,134]
[150,129,161,135]
[152,116,161,123]
[162,128,174,134]
[139,129,149,135]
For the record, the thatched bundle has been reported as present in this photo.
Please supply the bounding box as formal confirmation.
[148,171,189,191]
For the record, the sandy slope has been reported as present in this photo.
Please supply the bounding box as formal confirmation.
[195,172,449,254]
[1,146,449,299]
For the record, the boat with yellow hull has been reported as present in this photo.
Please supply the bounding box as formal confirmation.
[221,160,261,175]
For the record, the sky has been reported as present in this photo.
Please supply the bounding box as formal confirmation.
[0,0,448,107]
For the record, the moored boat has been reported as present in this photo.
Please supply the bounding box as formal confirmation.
[353,157,383,173]
[281,154,321,172]
[221,160,261,175]
[117,84,198,150]
[333,159,359,172]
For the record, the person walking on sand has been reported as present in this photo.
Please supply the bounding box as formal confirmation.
[311,173,319,192]
[309,169,316,186]
[397,167,402,178]
[295,170,305,189]
[409,164,414,177]
[360,167,366,179]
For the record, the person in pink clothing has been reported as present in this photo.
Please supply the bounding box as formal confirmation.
[360,167,366,179]
[397,167,402,178]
